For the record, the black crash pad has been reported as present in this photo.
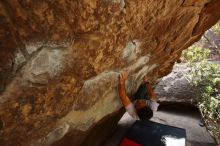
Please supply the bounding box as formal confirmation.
[121,120,186,146]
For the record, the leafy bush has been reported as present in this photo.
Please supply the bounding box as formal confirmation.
[212,21,220,37]
[181,46,220,144]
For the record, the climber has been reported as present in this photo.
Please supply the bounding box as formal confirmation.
[118,69,159,120]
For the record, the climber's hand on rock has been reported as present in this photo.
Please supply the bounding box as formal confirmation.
[119,69,129,84]
[143,75,150,83]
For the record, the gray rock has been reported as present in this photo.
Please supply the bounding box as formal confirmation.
[155,63,196,104]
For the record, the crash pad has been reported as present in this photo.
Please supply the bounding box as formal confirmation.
[120,120,186,146]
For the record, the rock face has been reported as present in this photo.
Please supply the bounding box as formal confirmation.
[0,0,220,146]
[155,63,197,104]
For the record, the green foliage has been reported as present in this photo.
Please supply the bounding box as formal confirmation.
[212,21,220,37]
[181,46,220,144]
[181,46,210,64]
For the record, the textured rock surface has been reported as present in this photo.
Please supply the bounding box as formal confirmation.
[155,62,220,104]
[0,0,220,146]
[155,63,197,104]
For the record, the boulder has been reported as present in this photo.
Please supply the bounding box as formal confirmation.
[155,63,197,104]
[0,0,220,145]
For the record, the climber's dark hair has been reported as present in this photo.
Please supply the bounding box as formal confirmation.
[137,106,153,120]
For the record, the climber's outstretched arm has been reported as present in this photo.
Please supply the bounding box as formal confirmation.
[145,83,157,101]
[118,69,131,107]
[118,69,139,120]
[143,76,157,101]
